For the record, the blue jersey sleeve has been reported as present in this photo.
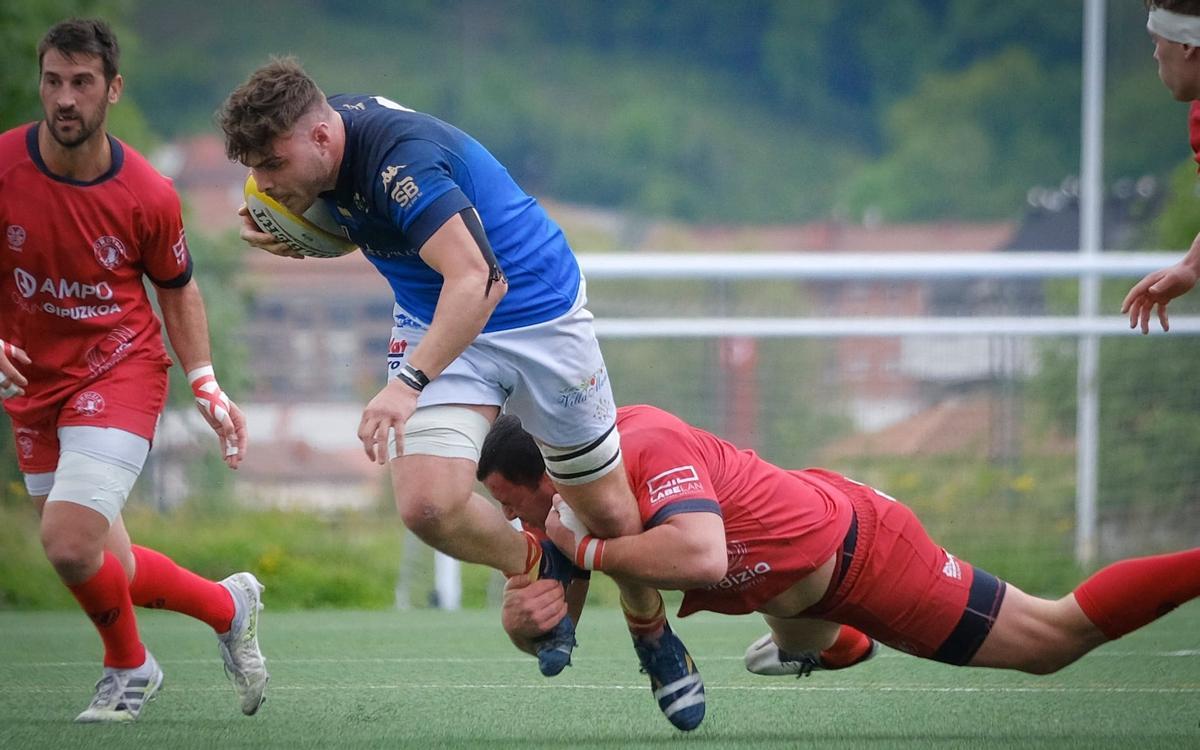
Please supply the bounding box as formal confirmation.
[369,140,473,250]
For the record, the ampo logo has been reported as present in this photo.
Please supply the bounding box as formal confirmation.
[14,268,36,298]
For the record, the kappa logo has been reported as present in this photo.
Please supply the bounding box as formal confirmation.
[73,390,106,417]
[380,164,420,209]
[646,465,703,504]
[92,235,127,270]
[7,225,26,252]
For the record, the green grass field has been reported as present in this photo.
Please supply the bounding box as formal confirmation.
[1,604,1196,749]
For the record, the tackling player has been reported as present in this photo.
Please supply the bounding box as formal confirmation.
[1123,1,1200,332]
[0,19,267,722]
[217,57,692,698]
[486,407,1200,726]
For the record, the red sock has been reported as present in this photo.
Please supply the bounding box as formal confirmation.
[67,551,146,669]
[622,595,666,640]
[129,545,235,633]
[819,625,872,668]
[504,530,543,582]
[1073,548,1200,640]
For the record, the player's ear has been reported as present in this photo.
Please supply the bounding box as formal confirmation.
[107,74,123,104]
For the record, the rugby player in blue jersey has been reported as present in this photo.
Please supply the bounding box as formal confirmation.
[217,58,702,725]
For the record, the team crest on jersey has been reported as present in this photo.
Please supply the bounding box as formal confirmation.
[73,390,106,416]
[92,235,127,270]
[6,225,26,252]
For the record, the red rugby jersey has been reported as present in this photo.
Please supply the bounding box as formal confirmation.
[0,123,192,424]
[616,404,852,617]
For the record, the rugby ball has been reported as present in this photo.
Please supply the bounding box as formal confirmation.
[243,175,357,258]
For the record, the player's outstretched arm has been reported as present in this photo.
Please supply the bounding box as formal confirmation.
[547,497,728,589]
[1121,232,1200,334]
[156,280,247,468]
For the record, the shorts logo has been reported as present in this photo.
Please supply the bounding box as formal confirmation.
[393,312,425,330]
[73,390,106,416]
[7,225,26,252]
[387,337,408,371]
[646,465,703,505]
[558,367,608,409]
[942,551,962,580]
[16,434,34,459]
[92,235,127,270]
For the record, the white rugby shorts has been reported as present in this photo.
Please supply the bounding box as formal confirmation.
[386,285,616,451]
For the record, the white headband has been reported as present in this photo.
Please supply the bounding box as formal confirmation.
[1148,7,1200,46]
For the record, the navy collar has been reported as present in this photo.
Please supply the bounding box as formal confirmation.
[26,122,124,186]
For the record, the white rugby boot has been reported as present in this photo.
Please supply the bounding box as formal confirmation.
[74,650,163,723]
[218,572,270,715]
[744,632,878,677]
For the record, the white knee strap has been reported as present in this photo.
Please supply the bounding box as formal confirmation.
[389,405,493,461]
[539,423,623,486]
[45,450,139,524]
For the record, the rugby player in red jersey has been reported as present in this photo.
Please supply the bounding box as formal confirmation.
[483,406,1200,726]
[1124,1,1200,332]
[0,19,267,722]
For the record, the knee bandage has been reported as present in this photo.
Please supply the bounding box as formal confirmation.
[390,405,492,461]
[45,450,139,523]
[539,423,623,486]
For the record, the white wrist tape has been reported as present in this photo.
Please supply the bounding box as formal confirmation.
[554,498,606,570]
[187,365,230,423]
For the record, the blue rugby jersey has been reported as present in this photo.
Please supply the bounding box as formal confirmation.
[320,94,580,332]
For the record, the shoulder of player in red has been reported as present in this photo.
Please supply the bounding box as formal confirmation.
[1190,100,1200,170]
[616,405,723,529]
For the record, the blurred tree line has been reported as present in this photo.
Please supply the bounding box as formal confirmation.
[120,0,1189,224]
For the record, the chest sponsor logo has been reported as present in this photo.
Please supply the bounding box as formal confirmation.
[646,464,703,505]
[14,269,114,301]
[92,235,127,270]
[73,390,106,417]
[6,225,26,252]
[14,269,122,320]
[381,164,420,209]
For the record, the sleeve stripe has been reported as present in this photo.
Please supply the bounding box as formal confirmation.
[646,498,722,529]
[148,255,193,289]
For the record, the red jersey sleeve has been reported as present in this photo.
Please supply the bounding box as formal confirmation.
[619,413,723,529]
[1190,100,1200,171]
[136,172,192,288]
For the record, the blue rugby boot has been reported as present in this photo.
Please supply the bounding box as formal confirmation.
[633,621,705,731]
[532,539,580,677]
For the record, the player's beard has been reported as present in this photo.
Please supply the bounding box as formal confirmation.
[46,100,107,149]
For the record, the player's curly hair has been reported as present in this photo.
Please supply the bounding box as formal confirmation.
[1146,0,1200,14]
[39,18,120,83]
[477,415,547,489]
[218,56,325,162]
